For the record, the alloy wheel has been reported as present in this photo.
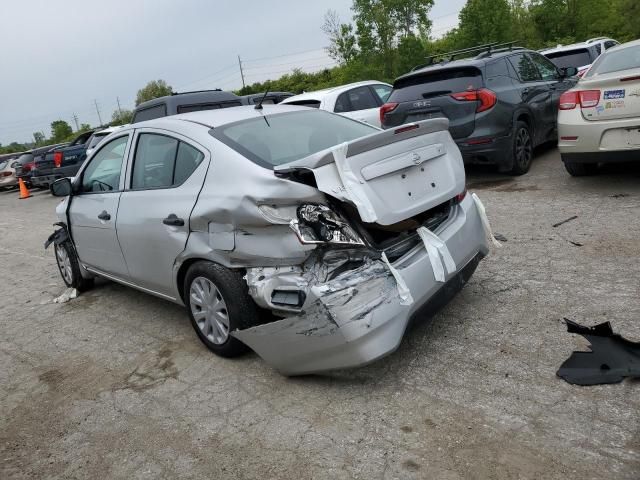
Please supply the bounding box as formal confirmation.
[515,127,533,169]
[189,276,230,345]
[55,244,73,284]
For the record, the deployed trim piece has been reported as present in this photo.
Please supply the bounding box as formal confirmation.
[556,318,640,385]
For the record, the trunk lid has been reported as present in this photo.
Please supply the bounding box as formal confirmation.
[383,67,483,139]
[580,70,640,121]
[276,118,465,226]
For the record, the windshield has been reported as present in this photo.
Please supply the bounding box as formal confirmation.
[211,109,378,168]
[586,44,640,77]
[545,49,592,69]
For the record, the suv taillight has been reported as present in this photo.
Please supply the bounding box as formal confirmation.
[450,88,497,113]
[559,90,600,110]
[25,161,35,172]
[380,102,398,124]
[53,151,63,168]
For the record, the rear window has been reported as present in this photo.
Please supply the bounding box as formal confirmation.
[211,110,377,168]
[390,67,484,102]
[177,101,242,114]
[17,154,34,165]
[586,44,640,77]
[133,104,167,123]
[545,49,593,69]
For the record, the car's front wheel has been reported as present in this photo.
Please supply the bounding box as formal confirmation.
[509,121,534,175]
[184,261,260,357]
[54,241,94,291]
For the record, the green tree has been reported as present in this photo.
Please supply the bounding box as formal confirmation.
[50,120,73,143]
[135,79,173,106]
[111,109,134,126]
[78,123,92,133]
[456,0,512,49]
[323,10,358,64]
[33,131,46,146]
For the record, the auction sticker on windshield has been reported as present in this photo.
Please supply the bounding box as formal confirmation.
[604,90,625,100]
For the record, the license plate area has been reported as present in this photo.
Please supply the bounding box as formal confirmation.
[627,128,640,146]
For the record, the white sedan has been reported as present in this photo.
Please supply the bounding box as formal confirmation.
[281,80,392,127]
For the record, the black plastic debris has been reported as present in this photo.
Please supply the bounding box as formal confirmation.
[493,233,508,242]
[557,318,640,386]
[552,215,578,228]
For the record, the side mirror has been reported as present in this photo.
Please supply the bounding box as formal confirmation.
[51,177,72,197]
[560,66,579,77]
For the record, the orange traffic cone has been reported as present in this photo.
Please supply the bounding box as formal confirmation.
[18,178,31,199]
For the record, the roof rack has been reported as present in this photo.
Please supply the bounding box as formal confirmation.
[475,42,524,59]
[415,41,521,70]
[171,89,223,96]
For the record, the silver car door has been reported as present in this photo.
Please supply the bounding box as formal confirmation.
[68,134,131,279]
[116,129,209,299]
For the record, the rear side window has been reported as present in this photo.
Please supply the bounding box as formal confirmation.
[389,67,483,102]
[544,49,592,69]
[133,104,167,123]
[334,86,379,113]
[604,41,618,50]
[371,84,392,103]
[131,133,204,189]
[586,44,640,77]
[508,54,541,82]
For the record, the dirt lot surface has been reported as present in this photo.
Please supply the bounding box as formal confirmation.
[1,147,639,479]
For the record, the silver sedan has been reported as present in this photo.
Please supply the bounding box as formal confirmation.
[47,105,491,375]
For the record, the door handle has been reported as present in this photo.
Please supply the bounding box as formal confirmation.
[163,214,185,227]
[97,210,111,221]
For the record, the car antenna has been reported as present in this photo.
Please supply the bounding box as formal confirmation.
[254,91,269,110]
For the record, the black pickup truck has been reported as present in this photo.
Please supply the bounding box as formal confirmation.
[30,130,94,188]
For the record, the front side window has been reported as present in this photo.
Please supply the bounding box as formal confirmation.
[211,109,377,168]
[529,53,559,81]
[131,133,204,189]
[509,54,542,82]
[81,135,129,193]
[334,87,379,113]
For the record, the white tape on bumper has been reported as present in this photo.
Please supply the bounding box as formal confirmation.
[471,192,502,248]
[417,226,456,283]
[381,252,413,306]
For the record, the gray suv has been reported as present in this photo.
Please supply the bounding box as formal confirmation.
[381,43,578,174]
[46,105,490,375]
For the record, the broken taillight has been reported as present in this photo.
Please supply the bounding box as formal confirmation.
[53,151,63,168]
[559,90,600,110]
[455,189,467,203]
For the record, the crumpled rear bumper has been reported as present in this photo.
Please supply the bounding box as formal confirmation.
[233,194,490,375]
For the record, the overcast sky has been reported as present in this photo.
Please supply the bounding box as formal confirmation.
[0,0,464,144]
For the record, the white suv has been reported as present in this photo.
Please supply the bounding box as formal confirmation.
[281,80,392,127]
[541,37,619,76]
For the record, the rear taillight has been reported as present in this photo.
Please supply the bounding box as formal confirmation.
[450,88,497,113]
[24,162,35,172]
[455,189,467,203]
[1,171,12,177]
[53,151,63,168]
[559,90,600,110]
[380,102,398,124]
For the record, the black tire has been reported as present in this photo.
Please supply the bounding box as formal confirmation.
[184,261,260,358]
[509,121,534,176]
[53,241,94,291]
[563,161,598,177]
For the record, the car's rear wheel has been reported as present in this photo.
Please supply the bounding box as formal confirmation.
[509,121,534,175]
[563,161,598,177]
[184,261,259,357]
[54,241,94,291]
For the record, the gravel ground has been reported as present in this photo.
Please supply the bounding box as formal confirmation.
[1,147,639,479]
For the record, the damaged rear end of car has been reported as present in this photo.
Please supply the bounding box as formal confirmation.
[191,111,492,375]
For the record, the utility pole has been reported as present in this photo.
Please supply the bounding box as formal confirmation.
[72,113,79,130]
[116,96,123,116]
[237,55,246,89]
[94,99,103,125]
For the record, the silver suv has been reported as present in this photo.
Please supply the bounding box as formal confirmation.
[47,105,490,375]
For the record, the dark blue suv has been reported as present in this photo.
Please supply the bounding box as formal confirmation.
[381,43,578,175]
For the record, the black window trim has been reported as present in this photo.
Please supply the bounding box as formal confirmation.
[127,131,206,192]
[76,134,131,195]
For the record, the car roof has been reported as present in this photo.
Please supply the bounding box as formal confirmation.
[130,104,320,130]
[240,92,294,104]
[135,90,241,111]
[540,38,617,55]
[281,81,391,103]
